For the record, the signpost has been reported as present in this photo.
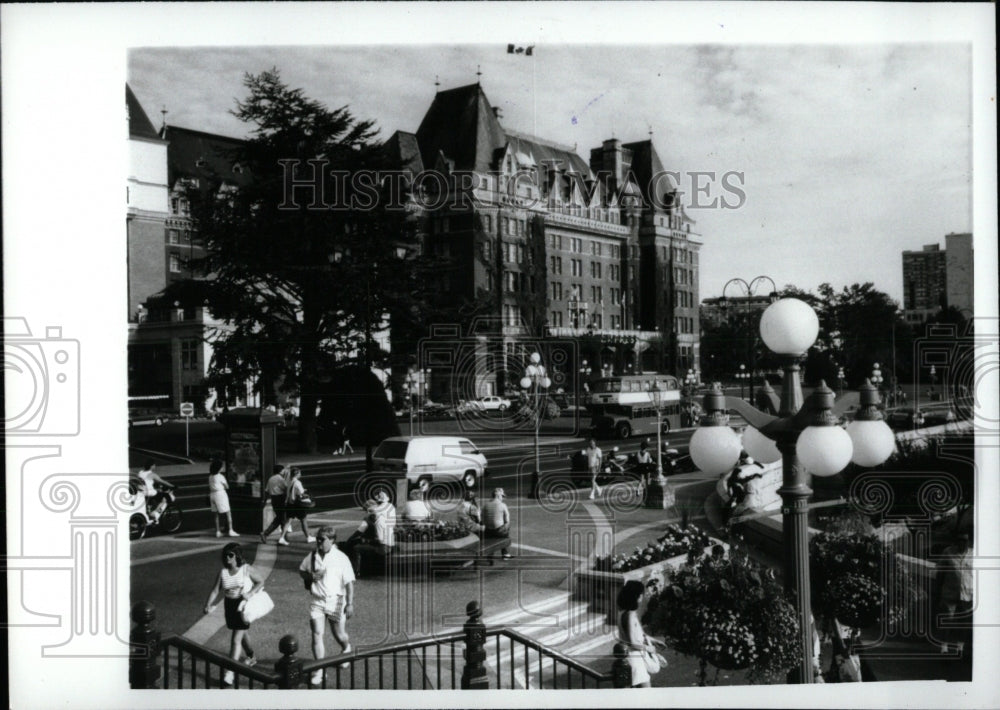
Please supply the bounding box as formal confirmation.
[179,402,194,457]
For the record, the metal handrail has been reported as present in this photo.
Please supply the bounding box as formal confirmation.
[487,626,612,681]
[300,630,467,673]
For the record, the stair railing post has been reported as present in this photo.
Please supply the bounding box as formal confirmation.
[129,601,161,689]
[461,600,489,689]
[612,642,632,688]
[275,634,303,689]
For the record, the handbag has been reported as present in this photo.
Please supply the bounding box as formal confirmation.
[297,490,316,508]
[642,648,667,674]
[239,590,274,624]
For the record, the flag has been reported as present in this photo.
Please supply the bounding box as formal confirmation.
[507,44,534,56]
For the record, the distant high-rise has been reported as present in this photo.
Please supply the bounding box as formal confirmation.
[902,233,974,324]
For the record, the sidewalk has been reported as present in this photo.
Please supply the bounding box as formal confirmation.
[701,490,972,683]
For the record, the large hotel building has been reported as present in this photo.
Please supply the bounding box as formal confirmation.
[127,81,703,407]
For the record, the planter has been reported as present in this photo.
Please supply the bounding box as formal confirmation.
[574,542,726,623]
[393,532,480,555]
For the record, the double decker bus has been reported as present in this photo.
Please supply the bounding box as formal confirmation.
[587,374,683,439]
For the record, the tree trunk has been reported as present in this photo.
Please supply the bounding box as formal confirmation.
[297,392,318,453]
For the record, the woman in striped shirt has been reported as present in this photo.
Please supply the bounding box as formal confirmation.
[203,542,265,686]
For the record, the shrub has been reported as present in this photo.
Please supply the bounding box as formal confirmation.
[393,518,473,543]
[592,524,711,573]
[644,549,801,684]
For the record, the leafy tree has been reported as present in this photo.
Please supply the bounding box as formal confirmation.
[186,69,438,452]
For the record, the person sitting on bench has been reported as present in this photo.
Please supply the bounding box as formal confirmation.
[400,488,432,523]
[343,492,396,576]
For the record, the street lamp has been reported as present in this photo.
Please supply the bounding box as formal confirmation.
[721,276,779,406]
[651,384,666,478]
[837,366,846,396]
[579,359,592,393]
[520,352,551,481]
[930,365,938,395]
[404,369,420,436]
[683,368,698,396]
[871,363,884,406]
[688,297,895,683]
[736,364,749,401]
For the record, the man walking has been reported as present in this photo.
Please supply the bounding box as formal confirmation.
[299,526,355,687]
[480,487,512,560]
[586,439,603,500]
[259,464,289,544]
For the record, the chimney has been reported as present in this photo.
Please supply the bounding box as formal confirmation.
[493,106,503,119]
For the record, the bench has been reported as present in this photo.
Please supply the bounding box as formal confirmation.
[355,535,511,576]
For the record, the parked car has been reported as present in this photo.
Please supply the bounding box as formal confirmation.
[477,395,511,411]
[371,436,489,489]
[128,408,169,428]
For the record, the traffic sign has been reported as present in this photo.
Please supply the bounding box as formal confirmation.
[179,402,195,418]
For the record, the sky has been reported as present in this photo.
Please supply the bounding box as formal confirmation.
[129,43,972,306]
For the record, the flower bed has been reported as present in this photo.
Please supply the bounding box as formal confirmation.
[394,518,474,544]
[574,525,723,620]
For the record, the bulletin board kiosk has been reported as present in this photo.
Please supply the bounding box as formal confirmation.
[219,408,282,533]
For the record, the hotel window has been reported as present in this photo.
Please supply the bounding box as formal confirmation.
[552,282,563,300]
[593,314,603,329]
[591,242,601,256]
[551,311,564,327]
[181,339,198,370]
[570,237,582,253]
[482,240,492,262]
[591,286,603,303]
[591,262,602,279]
[516,244,524,263]
[167,229,180,244]
[483,215,492,232]
[169,253,181,273]
[571,259,583,277]
[550,256,562,274]
[611,315,621,330]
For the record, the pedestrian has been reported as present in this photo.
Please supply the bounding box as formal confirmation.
[342,491,396,577]
[299,526,355,687]
[330,419,343,456]
[339,424,353,455]
[937,532,974,654]
[480,487,512,560]
[586,439,604,500]
[208,458,239,538]
[202,542,265,686]
[136,460,173,522]
[281,466,316,544]
[635,440,654,493]
[400,488,432,522]
[457,490,484,534]
[616,580,665,687]
[260,464,289,545]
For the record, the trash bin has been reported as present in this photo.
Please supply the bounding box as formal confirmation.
[219,408,282,534]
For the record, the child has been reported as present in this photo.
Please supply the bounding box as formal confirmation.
[208,458,239,537]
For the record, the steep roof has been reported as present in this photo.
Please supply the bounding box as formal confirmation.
[622,139,677,209]
[126,85,161,141]
[415,83,507,172]
[383,130,425,174]
[161,124,249,188]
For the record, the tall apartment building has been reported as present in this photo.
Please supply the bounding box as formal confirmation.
[902,233,974,324]
[409,82,701,395]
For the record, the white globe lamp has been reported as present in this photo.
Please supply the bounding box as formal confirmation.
[759,298,820,355]
[847,419,896,467]
[690,426,743,475]
[795,425,853,477]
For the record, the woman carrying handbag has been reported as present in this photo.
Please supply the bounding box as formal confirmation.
[279,466,316,544]
[617,580,667,688]
[203,542,266,686]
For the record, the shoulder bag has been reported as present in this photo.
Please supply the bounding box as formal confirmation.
[239,589,274,624]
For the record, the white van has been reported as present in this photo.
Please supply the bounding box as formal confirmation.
[372,436,488,488]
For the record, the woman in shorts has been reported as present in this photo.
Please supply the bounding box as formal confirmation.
[208,458,238,537]
[203,542,265,686]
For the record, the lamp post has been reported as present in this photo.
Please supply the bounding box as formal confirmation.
[520,352,551,481]
[837,367,845,396]
[404,370,419,436]
[688,298,895,683]
[871,363,884,406]
[651,384,665,477]
[736,364,749,401]
[579,358,592,393]
[683,368,698,396]
[721,276,779,406]
[929,365,937,396]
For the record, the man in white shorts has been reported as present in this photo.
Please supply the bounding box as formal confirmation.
[298,525,355,686]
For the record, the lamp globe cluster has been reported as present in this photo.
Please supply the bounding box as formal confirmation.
[689,298,895,479]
